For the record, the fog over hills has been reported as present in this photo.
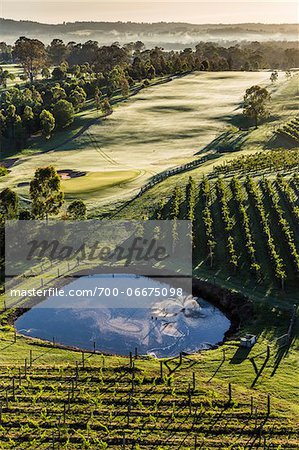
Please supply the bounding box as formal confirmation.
[1,19,298,48]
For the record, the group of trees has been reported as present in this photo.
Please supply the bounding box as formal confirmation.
[195,41,298,71]
[0,34,297,149]
[8,36,215,85]
[0,82,79,147]
[0,166,87,221]
[0,42,12,63]
[0,37,203,149]
[1,36,298,69]
[0,55,117,148]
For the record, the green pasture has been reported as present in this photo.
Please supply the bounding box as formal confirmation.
[2,70,284,208]
[61,169,141,200]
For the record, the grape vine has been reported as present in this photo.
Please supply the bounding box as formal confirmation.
[201,178,216,266]
[216,177,238,271]
[262,178,299,273]
[231,177,261,276]
[246,176,286,287]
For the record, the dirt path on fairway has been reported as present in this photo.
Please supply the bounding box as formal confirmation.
[85,129,120,166]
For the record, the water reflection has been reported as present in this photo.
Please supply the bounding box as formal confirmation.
[16,275,230,357]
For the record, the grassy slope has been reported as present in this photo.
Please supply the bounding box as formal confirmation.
[1,71,279,209]
[77,75,299,446]
[0,73,298,448]
[110,74,299,219]
[94,73,299,217]
[0,321,297,448]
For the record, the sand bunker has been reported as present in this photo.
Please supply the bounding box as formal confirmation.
[16,169,87,188]
[57,169,86,180]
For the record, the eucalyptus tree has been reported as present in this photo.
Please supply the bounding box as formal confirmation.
[30,166,64,220]
[243,85,271,129]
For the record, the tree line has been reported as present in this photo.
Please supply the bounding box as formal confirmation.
[1,38,298,69]
[0,38,206,150]
[0,36,298,150]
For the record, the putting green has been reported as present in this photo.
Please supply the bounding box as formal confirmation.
[61,170,140,197]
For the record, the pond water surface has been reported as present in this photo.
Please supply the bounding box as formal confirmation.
[16,274,230,357]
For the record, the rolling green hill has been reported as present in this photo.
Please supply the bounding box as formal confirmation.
[2,71,295,209]
[0,62,298,449]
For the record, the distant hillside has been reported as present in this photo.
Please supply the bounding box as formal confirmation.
[1,19,298,48]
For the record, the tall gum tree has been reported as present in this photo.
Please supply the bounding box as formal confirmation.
[243,85,271,129]
[13,37,47,84]
[30,166,64,220]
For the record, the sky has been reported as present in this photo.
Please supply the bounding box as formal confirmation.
[0,0,298,24]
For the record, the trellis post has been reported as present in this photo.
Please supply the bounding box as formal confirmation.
[192,372,196,391]
[129,351,133,368]
[12,378,15,401]
[160,361,163,379]
[267,394,271,416]
[228,382,232,404]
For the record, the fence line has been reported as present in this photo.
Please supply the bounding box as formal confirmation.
[137,153,217,197]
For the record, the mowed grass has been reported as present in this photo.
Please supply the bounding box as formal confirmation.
[104,74,299,215]
[1,71,277,207]
[0,64,24,90]
[61,170,140,199]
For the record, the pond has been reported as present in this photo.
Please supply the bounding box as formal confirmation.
[16,274,230,358]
